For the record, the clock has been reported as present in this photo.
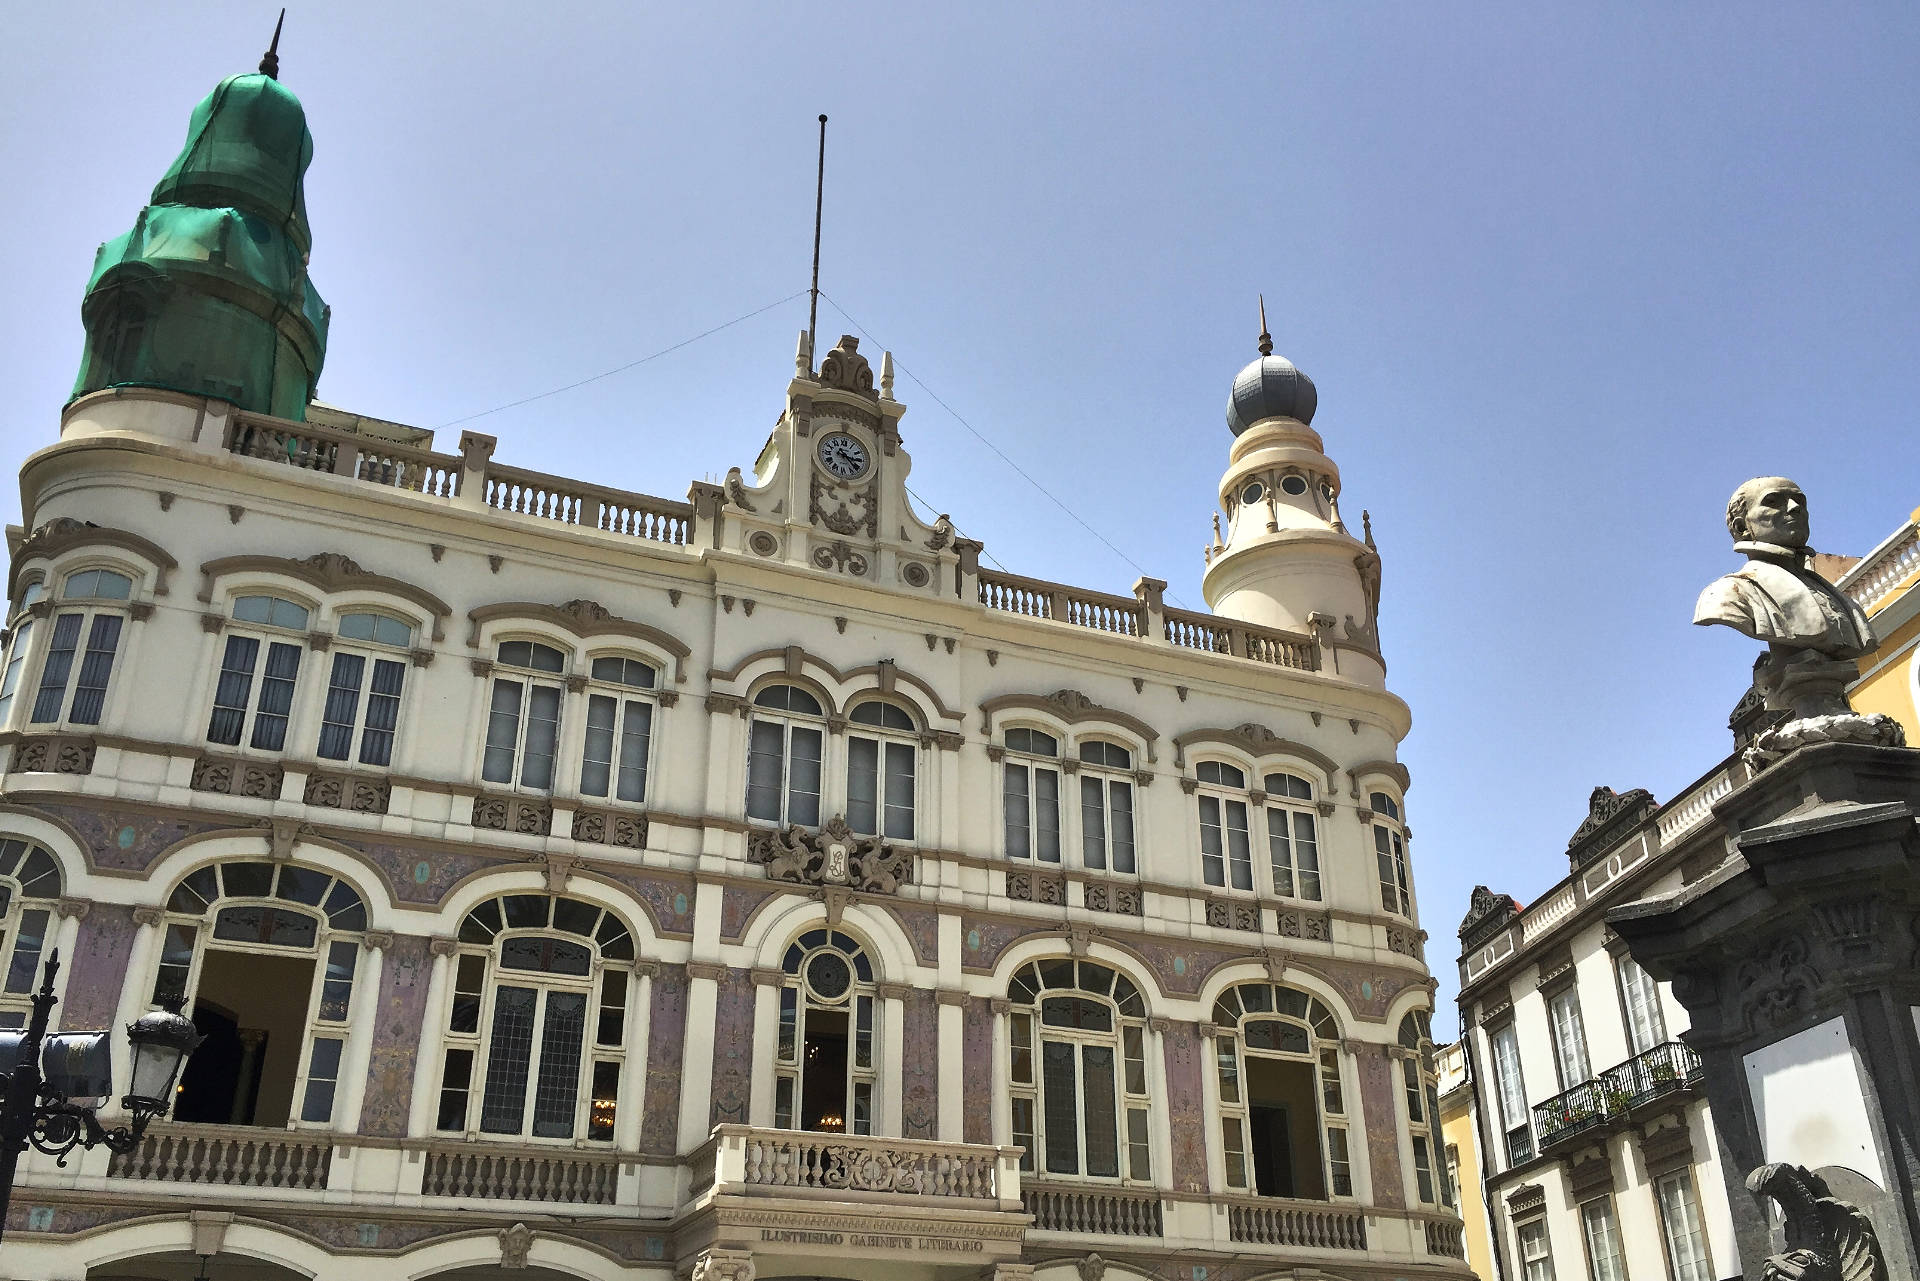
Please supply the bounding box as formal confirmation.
[816,432,870,480]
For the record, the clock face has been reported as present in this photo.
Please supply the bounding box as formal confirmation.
[817,432,870,480]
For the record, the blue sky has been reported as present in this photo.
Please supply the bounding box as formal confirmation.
[5,4,1917,1035]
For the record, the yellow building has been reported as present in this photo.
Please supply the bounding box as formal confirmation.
[1839,506,1920,738]
[1437,1040,1496,1279]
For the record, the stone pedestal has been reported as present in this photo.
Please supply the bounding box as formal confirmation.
[1609,742,1920,1278]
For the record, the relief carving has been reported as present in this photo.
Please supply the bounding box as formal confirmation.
[1737,933,1823,1031]
[747,815,911,894]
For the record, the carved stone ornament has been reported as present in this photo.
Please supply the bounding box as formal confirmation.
[1737,933,1823,1031]
[816,333,876,397]
[747,815,912,894]
[926,513,955,551]
[809,472,879,539]
[1076,1255,1107,1281]
[810,539,869,576]
[1566,784,1657,870]
[1458,884,1520,948]
[723,466,758,512]
[1747,1163,1890,1281]
[690,1247,756,1281]
[498,1222,533,1270]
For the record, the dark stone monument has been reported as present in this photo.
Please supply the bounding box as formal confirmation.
[1611,479,1920,1278]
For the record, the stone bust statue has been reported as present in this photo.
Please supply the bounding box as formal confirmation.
[1696,477,1902,761]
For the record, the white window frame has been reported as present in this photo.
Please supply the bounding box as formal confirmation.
[773,928,879,1135]
[1548,986,1593,1088]
[1213,981,1352,1201]
[578,653,659,806]
[1196,760,1254,891]
[1371,791,1412,917]
[845,700,918,842]
[0,838,66,1027]
[28,566,139,731]
[1262,770,1322,901]
[1580,1194,1630,1281]
[1517,1216,1556,1281]
[1399,1011,1449,1207]
[1489,1022,1533,1165]
[1075,739,1137,875]
[435,894,637,1145]
[1002,727,1062,863]
[1655,1169,1715,1281]
[481,639,569,793]
[1007,959,1153,1186]
[1615,952,1669,1057]
[316,610,418,768]
[205,593,314,754]
[745,683,827,827]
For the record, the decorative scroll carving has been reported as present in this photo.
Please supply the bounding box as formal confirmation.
[1747,1163,1890,1281]
[926,514,955,551]
[747,816,911,893]
[1737,933,1823,1031]
[810,539,869,576]
[809,472,880,539]
[723,467,758,512]
[571,807,646,850]
[189,756,284,800]
[1083,882,1142,916]
[815,334,876,397]
[10,735,96,775]
[303,771,391,815]
[471,793,554,837]
[1275,907,1332,941]
[1207,899,1261,932]
[1006,868,1065,906]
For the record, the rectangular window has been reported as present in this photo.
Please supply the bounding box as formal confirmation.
[1412,1134,1436,1204]
[479,985,537,1134]
[746,719,786,821]
[1518,1219,1556,1281]
[299,1036,344,1123]
[1199,795,1252,889]
[1491,1024,1533,1165]
[1618,954,1668,1055]
[581,694,651,802]
[1582,1196,1629,1281]
[32,612,120,726]
[1656,1173,1714,1281]
[318,652,407,766]
[848,736,915,840]
[1375,824,1411,914]
[1549,988,1593,1087]
[1081,1044,1119,1178]
[1268,807,1322,900]
[437,1047,474,1131]
[3,909,49,993]
[787,725,822,826]
[1080,776,1136,874]
[482,679,561,790]
[1004,761,1060,862]
[206,635,302,750]
[531,990,587,1139]
[1042,1040,1079,1174]
[0,620,34,727]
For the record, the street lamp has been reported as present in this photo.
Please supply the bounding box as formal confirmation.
[0,949,201,1243]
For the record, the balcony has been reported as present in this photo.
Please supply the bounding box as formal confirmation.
[1025,1181,1165,1238]
[1225,1195,1369,1250]
[1533,1041,1705,1155]
[107,1122,334,1192]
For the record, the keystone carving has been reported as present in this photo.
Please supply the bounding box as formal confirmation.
[747,815,912,894]
[498,1222,532,1269]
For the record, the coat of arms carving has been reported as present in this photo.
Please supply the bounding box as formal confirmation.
[747,815,912,894]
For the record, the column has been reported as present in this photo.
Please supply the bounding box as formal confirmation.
[1146,1017,1176,1189]
[748,969,781,1128]
[335,934,387,1132]
[879,982,907,1136]
[936,989,966,1141]
[104,907,168,1122]
[678,961,724,1150]
[405,939,457,1138]
[616,963,655,1151]
[990,997,1011,1146]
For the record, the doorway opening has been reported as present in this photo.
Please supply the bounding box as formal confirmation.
[1246,1057,1325,1199]
[173,949,314,1126]
[799,1006,849,1132]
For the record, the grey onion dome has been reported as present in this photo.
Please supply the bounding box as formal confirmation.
[1227,354,1318,434]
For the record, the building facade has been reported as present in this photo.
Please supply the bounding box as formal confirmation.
[1435,1041,1495,1279]
[1453,770,1748,1281]
[0,55,1469,1281]
[1838,504,1920,740]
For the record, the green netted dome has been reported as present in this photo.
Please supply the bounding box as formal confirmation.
[71,69,327,420]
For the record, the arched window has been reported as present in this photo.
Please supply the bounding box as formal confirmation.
[1212,981,1351,1199]
[437,893,637,1143]
[1003,728,1061,863]
[1007,959,1152,1183]
[1196,761,1252,890]
[747,684,825,826]
[482,640,568,790]
[152,861,369,1127]
[318,612,415,767]
[847,700,916,840]
[580,655,657,804]
[31,567,135,727]
[1370,791,1411,917]
[0,839,65,1026]
[207,594,312,751]
[1263,771,1321,901]
[773,928,877,1134]
[1399,1010,1451,1207]
[1077,741,1136,874]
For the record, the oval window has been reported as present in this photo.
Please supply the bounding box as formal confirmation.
[1280,474,1309,496]
[1239,481,1265,506]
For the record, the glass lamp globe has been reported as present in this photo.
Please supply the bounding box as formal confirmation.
[123,1006,203,1114]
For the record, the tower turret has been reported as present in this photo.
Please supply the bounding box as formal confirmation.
[1201,305,1385,686]
[71,21,328,420]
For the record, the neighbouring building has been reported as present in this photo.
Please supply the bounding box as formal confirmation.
[1436,1040,1496,1278]
[1838,504,1920,739]
[0,47,1470,1281]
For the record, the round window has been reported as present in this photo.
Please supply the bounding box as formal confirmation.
[1280,474,1308,496]
[806,950,852,1002]
[1240,481,1265,506]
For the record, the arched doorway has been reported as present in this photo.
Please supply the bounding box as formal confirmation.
[88,1253,309,1280]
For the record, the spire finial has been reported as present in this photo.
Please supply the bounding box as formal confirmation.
[1257,294,1273,357]
[260,8,286,79]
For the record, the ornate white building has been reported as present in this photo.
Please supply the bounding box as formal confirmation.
[0,49,1466,1281]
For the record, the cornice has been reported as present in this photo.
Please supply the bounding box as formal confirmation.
[201,553,453,641]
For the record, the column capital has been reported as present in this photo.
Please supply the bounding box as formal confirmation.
[428,936,460,958]
[54,896,92,920]
[687,960,730,983]
[132,905,167,928]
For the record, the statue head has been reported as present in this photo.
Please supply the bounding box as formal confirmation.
[1726,477,1810,550]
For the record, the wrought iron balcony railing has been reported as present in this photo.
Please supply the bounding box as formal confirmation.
[1533,1041,1704,1154]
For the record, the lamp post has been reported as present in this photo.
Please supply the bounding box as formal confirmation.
[0,950,201,1243]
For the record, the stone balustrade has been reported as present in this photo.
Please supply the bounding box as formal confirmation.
[693,1125,1021,1208]
[107,1122,334,1192]
[1224,1195,1368,1250]
[1023,1180,1165,1237]
[416,1140,622,1205]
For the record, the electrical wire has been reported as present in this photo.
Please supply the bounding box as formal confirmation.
[820,291,1191,608]
[433,290,811,430]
